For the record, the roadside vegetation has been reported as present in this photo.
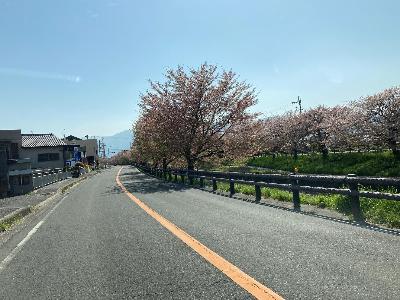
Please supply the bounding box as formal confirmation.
[0,213,24,232]
[107,150,132,165]
[209,182,400,228]
[164,176,400,228]
[246,151,400,177]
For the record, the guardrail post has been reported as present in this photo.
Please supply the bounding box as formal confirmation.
[168,171,172,181]
[180,174,185,184]
[174,173,178,182]
[229,179,235,197]
[188,171,194,185]
[212,178,217,192]
[290,174,301,211]
[255,184,261,203]
[199,177,204,188]
[347,174,364,223]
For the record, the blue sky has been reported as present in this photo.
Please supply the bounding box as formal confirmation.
[1,0,399,137]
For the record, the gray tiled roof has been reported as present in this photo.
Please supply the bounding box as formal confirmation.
[22,134,66,148]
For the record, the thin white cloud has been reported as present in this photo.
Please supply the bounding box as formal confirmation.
[0,67,81,83]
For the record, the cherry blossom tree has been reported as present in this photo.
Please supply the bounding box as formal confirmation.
[301,106,331,158]
[222,119,264,160]
[134,65,399,166]
[353,86,400,156]
[259,115,287,155]
[109,150,133,165]
[259,112,309,159]
[134,63,259,169]
[134,81,178,169]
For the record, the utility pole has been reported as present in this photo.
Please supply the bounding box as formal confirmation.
[101,138,106,158]
[292,96,303,113]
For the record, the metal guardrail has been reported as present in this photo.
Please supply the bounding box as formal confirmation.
[135,164,400,223]
[32,171,71,189]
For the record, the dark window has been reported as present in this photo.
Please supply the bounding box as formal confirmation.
[38,154,47,162]
[38,153,60,162]
[22,175,31,185]
[10,143,19,159]
[49,153,59,161]
[10,176,19,185]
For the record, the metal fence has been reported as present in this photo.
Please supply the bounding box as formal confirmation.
[135,164,400,223]
[32,170,71,189]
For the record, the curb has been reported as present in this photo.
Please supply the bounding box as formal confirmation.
[0,207,32,231]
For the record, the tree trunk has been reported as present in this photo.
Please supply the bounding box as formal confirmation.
[388,135,400,158]
[187,159,194,171]
[293,148,298,160]
[321,145,329,159]
[162,158,168,179]
[391,146,400,158]
[186,157,194,185]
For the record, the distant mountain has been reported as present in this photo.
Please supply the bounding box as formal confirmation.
[102,130,133,157]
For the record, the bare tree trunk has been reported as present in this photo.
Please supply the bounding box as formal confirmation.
[186,157,195,185]
[293,148,298,160]
[388,132,400,158]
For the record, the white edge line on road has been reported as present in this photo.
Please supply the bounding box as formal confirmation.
[0,194,70,273]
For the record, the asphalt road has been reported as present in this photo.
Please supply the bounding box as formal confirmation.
[0,166,399,299]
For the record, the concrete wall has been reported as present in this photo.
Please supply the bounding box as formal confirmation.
[64,139,98,165]
[80,139,98,158]
[0,129,22,159]
[65,139,98,158]
[8,174,33,195]
[20,146,64,170]
[0,130,22,147]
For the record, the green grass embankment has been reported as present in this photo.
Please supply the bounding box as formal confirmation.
[247,151,400,177]
[212,182,400,228]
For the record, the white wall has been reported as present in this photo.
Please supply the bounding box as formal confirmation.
[20,147,64,169]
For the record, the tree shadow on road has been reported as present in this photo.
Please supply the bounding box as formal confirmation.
[105,169,191,196]
[112,167,400,237]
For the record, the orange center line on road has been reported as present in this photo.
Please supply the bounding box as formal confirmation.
[116,167,284,300]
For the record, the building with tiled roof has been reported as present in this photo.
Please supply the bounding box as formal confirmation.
[22,133,66,148]
[20,133,66,169]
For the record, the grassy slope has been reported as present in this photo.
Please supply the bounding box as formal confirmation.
[207,152,400,228]
[247,151,400,177]
[213,182,400,228]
